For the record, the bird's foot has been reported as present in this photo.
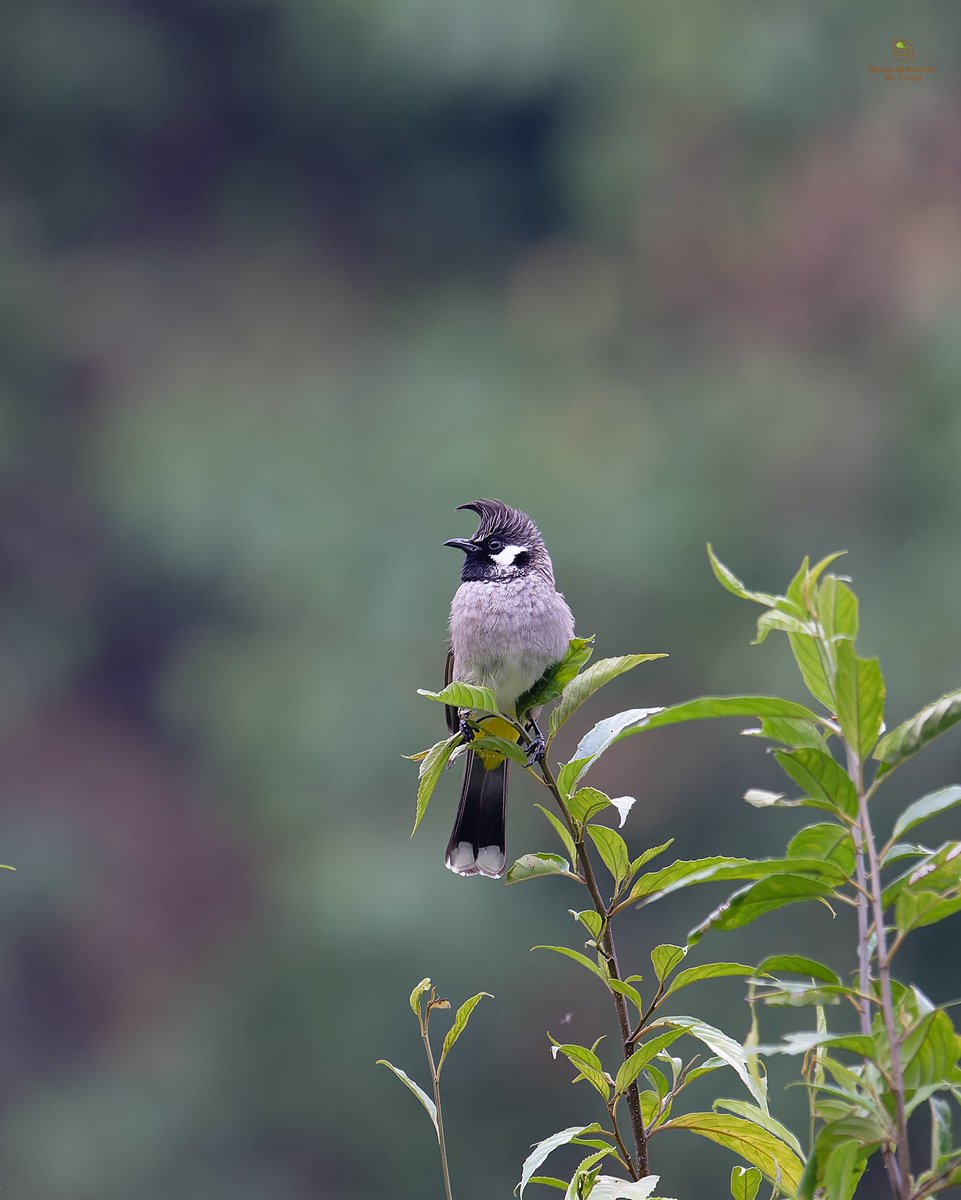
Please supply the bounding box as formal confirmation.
[525,732,546,766]
[458,716,476,745]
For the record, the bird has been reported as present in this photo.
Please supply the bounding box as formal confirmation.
[442,499,575,878]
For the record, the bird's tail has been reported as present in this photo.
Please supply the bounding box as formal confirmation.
[445,751,509,878]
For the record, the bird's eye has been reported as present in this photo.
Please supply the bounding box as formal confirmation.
[488,539,504,552]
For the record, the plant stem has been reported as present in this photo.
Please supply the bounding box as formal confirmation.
[421,1018,454,1200]
[536,755,649,1180]
[849,744,911,1199]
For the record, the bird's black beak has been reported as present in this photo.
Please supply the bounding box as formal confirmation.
[444,538,477,553]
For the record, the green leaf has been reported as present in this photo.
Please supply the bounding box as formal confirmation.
[412,735,460,834]
[609,978,644,1013]
[469,734,531,768]
[518,1125,605,1198]
[665,962,756,998]
[774,747,858,819]
[760,1030,878,1058]
[418,682,500,712]
[376,1060,438,1137]
[660,1112,802,1190]
[551,1042,611,1100]
[835,645,885,760]
[535,804,577,863]
[506,853,574,885]
[568,786,614,825]
[689,874,837,942]
[440,991,492,1068]
[707,545,779,607]
[409,977,432,1017]
[756,955,840,985]
[817,575,859,641]
[753,607,809,644]
[587,825,631,888]
[741,716,826,750]
[548,653,667,739]
[788,630,837,710]
[629,840,675,876]
[572,908,604,939]
[534,945,610,987]
[615,1031,688,1096]
[930,1095,953,1167]
[892,785,961,841]
[875,688,961,775]
[519,636,596,711]
[714,1099,804,1156]
[787,823,856,877]
[557,757,593,800]
[730,1164,762,1200]
[628,853,841,908]
[821,1139,864,1200]
[651,944,687,984]
[527,1178,568,1191]
[574,697,824,772]
[901,1010,960,1090]
[654,1016,767,1109]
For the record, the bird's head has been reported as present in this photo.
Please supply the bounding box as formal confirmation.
[444,499,552,583]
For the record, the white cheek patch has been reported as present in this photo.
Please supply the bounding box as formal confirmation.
[491,544,528,567]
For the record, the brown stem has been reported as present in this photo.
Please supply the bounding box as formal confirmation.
[536,755,650,1179]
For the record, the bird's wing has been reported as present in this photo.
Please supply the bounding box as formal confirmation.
[444,644,459,734]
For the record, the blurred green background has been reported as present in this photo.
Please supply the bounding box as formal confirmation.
[2,2,960,1197]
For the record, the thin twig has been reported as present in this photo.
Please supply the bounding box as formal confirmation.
[420,1011,455,1200]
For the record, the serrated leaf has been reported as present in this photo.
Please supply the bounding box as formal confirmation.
[548,653,667,739]
[536,804,577,862]
[418,682,499,712]
[817,575,859,641]
[569,787,613,825]
[659,1112,802,1190]
[835,645,884,761]
[756,955,840,985]
[609,978,644,1012]
[628,854,840,909]
[507,853,574,885]
[730,1164,762,1200]
[376,1060,438,1137]
[758,1030,877,1058]
[875,688,961,775]
[654,1016,767,1109]
[409,977,432,1017]
[665,962,756,997]
[557,757,594,800]
[552,1042,611,1100]
[574,697,824,773]
[651,944,687,983]
[412,735,460,835]
[713,1100,804,1156]
[519,637,596,711]
[439,991,492,1068]
[742,716,826,749]
[689,874,837,942]
[892,785,961,841]
[587,825,631,887]
[572,908,604,939]
[629,840,675,876]
[901,1010,960,1090]
[518,1125,605,1198]
[774,747,857,818]
[821,1139,864,1200]
[615,1030,687,1094]
[787,823,855,877]
[534,945,610,987]
[788,630,836,709]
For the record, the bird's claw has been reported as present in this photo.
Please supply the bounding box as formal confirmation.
[525,733,546,766]
[458,716,476,745]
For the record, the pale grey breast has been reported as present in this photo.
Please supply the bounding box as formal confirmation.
[449,576,575,712]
